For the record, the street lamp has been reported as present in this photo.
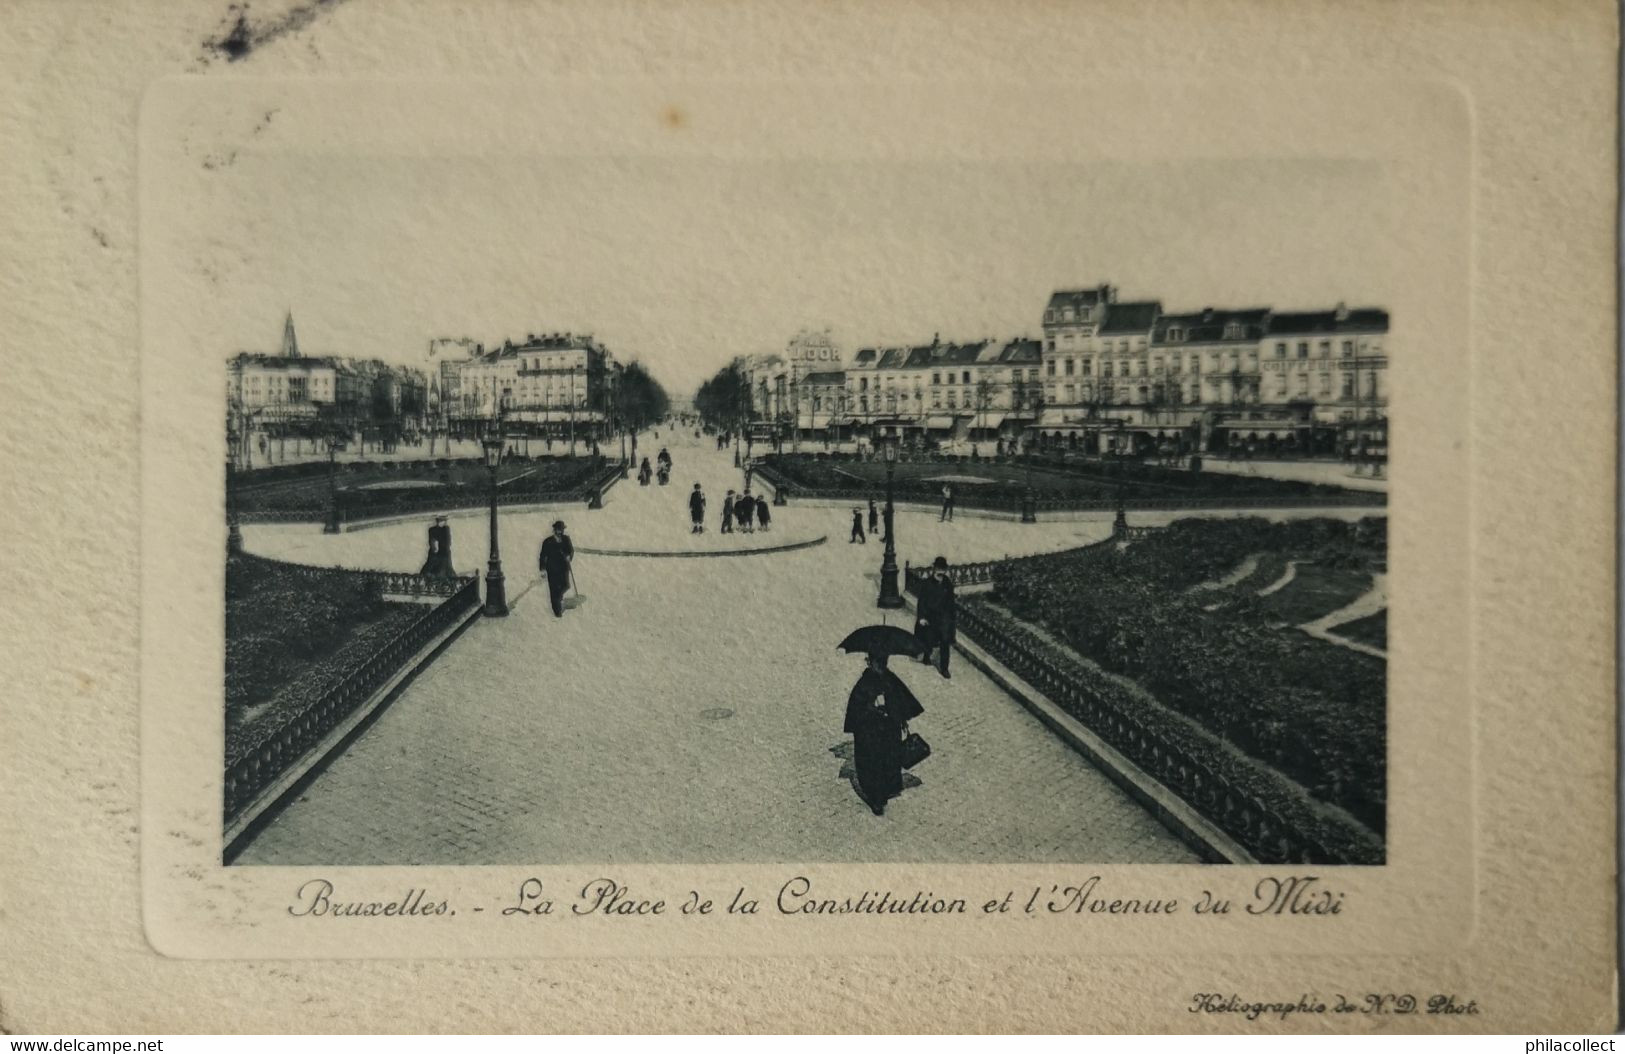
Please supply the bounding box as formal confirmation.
[323,436,342,534]
[225,424,243,553]
[480,434,509,617]
[877,433,903,609]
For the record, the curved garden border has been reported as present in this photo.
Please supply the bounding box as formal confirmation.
[576,535,827,558]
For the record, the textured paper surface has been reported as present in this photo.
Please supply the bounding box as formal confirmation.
[2,0,1618,1034]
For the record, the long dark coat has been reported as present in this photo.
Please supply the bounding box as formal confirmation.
[913,574,957,645]
[844,667,924,807]
[419,522,454,577]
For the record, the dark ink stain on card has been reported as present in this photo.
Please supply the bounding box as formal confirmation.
[201,0,351,65]
[661,105,687,131]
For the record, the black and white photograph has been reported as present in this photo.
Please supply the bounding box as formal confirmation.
[209,125,1392,870]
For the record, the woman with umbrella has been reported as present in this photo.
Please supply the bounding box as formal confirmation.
[840,626,927,816]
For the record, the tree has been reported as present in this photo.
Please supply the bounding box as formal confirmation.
[694,359,752,435]
[617,360,670,433]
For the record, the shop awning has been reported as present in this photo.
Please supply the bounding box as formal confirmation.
[926,416,956,429]
[974,413,1007,429]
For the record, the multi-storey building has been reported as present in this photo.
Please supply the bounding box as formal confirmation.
[449,332,615,439]
[1031,285,1388,457]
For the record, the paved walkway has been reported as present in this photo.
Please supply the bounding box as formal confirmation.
[236,430,1198,865]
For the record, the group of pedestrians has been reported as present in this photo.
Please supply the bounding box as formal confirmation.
[688,484,772,534]
[719,488,770,533]
[849,497,880,543]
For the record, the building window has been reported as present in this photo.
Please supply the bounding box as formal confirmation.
[1224,323,1243,339]
[1297,342,1309,359]
[1047,361,1056,377]
[1319,372,1332,396]
[1168,327,1184,341]
[1080,306,1092,322]
[1137,361,1147,377]
[1191,383,1201,402]
[1341,375,1354,399]
[962,371,970,384]
[1342,340,1354,355]
[1063,359,1075,376]
[1276,342,1287,358]
[1062,334,1074,347]
[1319,340,1331,356]
[1103,362,1113,378]
[1045,309,1056,323]
[931,372,940,385]
[947,392,957,408]
[1062,307,1075,322]
[1063,383,1075,402]
[1046,339,1055,352]
[1297,374,1310,397]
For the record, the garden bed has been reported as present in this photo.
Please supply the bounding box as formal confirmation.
[1327,610,1388,651]
[985,516,1386,834]
[225,555,417,727]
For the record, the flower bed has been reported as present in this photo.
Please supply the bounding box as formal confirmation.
[986,516,1386,834]
[223,553,481,824]
[225,555,414,719]
[955,596,1382,864]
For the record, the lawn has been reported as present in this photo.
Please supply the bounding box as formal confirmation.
[1257,563,1375,625]
[234,456,605,517]
[1328,610,1388,651]
[761,452,1377,507]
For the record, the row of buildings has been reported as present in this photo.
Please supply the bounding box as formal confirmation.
[742,284,1389,456]
[226,315,620,451]
[226,315,430,449]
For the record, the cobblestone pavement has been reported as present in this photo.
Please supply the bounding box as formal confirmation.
[236,430,1199,865]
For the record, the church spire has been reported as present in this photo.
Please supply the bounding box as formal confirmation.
[281,311,301,358]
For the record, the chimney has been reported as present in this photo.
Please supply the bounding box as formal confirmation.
[1202,307,1215,322]
[1334,301,1349,321]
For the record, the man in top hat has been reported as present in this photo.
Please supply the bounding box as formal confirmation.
[420,515,454,577]
[538,520,574,618]
[914,556,956,678]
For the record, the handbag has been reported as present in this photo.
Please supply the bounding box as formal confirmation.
[900,731,932,770]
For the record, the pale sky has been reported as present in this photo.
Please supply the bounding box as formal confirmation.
[183,152,1392,397]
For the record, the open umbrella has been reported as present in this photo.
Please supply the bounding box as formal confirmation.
[837,625,921,659]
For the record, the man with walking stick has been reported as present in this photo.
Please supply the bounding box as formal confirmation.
[539,519,575,618]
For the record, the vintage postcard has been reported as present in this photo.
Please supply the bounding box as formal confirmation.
[3,0,1617,1035]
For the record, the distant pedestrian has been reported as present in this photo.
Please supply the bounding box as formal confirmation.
[939,483,955,522]
[755,494,771,531]
[850,508,866,544]
[721,489,736,533]
[736,490,755,533]
[914,556,956,678]
[538,520,574,618]
[867,497,879,535]
[689,483,706,534]
[638,457,652,486]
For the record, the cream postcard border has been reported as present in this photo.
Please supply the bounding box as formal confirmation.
[137,76,1472,961]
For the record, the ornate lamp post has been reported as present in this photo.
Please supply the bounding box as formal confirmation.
[877,433,903,609]
[225,424,243,553]
[323,436,342,534]
[481,434,509,617]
